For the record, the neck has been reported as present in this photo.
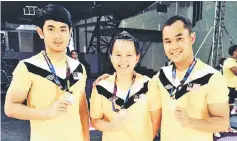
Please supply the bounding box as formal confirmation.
[116,72,134,84]
[175,55,194,71]
[45,48,66,61]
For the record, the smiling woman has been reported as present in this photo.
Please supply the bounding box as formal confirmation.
[110,37,140,77]
[90,31,161,141]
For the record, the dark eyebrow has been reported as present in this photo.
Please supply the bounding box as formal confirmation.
[163,33,183,41]
[60,26,67,28]
[47,25,55,28]
[175,33,183,37]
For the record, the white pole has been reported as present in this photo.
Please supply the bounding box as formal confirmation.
[195,25,215,57]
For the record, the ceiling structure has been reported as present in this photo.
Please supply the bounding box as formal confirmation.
[1,1,155,25]
[1,1,162,58]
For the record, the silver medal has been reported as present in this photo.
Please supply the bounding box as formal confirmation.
[65,92,75,104]
[169,99,177,110]
[119,109,127,117]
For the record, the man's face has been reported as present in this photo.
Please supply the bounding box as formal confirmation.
[71,51,78,60]
[37,20,71,53]
[162,20,195,64]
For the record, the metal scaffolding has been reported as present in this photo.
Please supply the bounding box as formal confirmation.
[139,41,152,61]
[86,15,121,53]
[209,1,235,67]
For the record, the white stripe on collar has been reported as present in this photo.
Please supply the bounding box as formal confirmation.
[161,60,217,87]
[23,52,82,79]
[97,75,150,100]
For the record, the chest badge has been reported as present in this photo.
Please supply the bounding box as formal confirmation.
[187,83,201,91]
[72,72,82,80]
[134,93,146,102]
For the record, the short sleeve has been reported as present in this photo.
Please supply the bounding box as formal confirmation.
[7,61,32,93]
[147,74,162,111]
[223,58,237,69]
[206,72,229,104]
[90,86,104,119]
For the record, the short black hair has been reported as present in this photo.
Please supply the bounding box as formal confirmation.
[108,31,140,55]
[228,45,237,56]
[70,50,77,54]
[162,15,192,33]
[34,4,72,29]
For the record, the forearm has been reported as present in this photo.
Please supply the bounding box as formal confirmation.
[91,119,117,132]
[150,109,161,139]
[80,112,90,141]
[152,120,159,139]
[5,102,50,120]
[79,91,90,141]
[189,117,229,132]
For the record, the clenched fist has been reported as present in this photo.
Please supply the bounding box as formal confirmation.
[46,97,71,119]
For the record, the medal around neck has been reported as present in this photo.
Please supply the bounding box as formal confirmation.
[169,99,177,110]
[119,109,127,117]
[64,92,75,104]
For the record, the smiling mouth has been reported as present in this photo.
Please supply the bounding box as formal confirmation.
[118,65,129,69]
[171,51,182,55]
[54,42,63,45]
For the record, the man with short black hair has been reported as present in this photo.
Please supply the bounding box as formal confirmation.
[149,15,230,141]
[4,4,90,141]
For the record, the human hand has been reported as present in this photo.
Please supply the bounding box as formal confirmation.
[110,109,128,131]
[92,73,111,88]
[174,107,191,127]
[46,97,70,119]
[64,92,76,104]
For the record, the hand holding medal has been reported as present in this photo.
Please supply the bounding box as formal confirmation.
[46,95,70,119]
[64,91,75,104]
[174,107,191,127]
[110,109,128,131]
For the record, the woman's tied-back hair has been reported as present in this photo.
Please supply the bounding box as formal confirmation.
[109,31,140,55]
[33,4,72,29]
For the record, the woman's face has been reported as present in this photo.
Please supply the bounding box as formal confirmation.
[110,40,140,76]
